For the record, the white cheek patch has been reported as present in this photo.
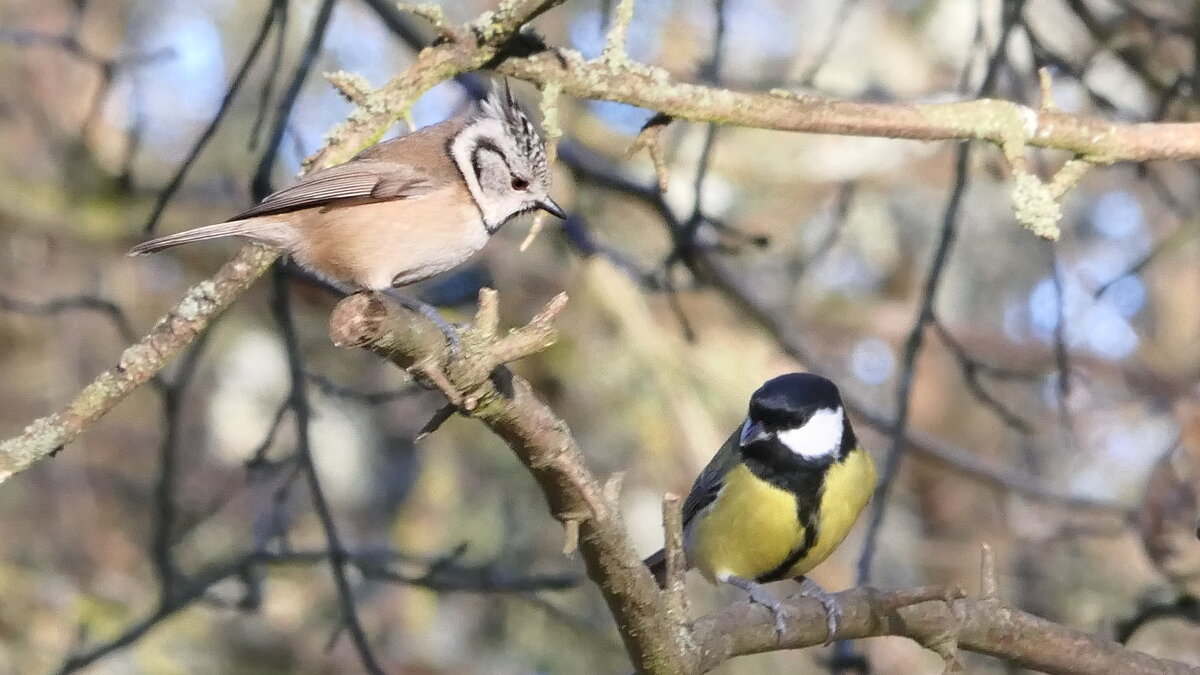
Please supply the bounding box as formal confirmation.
[777,407,843,459]
[451,119,508,229]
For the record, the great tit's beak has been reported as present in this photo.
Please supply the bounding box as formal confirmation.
[537,197,567,219]
[738,419,769,447]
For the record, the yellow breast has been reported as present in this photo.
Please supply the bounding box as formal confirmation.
[686,448,876,583]
[688,464,799,582]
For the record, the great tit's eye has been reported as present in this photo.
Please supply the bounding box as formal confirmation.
[511,176,530,191]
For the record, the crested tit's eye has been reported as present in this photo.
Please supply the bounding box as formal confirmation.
[511,176,530,191]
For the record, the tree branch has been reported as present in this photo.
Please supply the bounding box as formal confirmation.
[8,0,1199,478]
[689,586,1193,675]
[321,8,1200,166]
[0,244,277,482]
[329,290,694,673]
[305,0,567,169]
[330,289,1184,674]
[0,0,557,481]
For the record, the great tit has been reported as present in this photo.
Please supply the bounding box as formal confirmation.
[645,372,876,643]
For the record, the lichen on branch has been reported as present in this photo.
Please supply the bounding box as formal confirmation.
[0,245,278,483]
[328,289,694,673]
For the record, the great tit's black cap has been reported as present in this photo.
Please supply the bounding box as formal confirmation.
[748,373,842,429]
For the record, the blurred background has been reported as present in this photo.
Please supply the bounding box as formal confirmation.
[2,0,1200,672]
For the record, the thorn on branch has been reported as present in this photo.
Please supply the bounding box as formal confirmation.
[603,472,625,505]
[560,512,585,555]
[328,288,568,414]
[416,403,456,441]
[1038,67,1057,112]
[399,3,469,44]
[411,361,465,407]
[980,542,997,600]
[601,0,636,68]
[662,492,690,620]
[470,288,502,341]
[628,112,673,193]
[463,289,568,368]
[325,70,371,105]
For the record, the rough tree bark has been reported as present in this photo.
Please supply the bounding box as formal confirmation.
[2,1,1197,672]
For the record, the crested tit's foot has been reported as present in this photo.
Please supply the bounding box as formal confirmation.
[381,289,461,357]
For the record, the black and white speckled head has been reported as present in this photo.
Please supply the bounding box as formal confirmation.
[450,81,564,232]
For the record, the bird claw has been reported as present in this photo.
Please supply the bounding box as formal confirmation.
[796,576,842,646]
[770,603,791,640]
[818,596,842,646]
[380,290,461,357]
[727,576,790,642]
[439,322,462,358]
[748,586,790,640]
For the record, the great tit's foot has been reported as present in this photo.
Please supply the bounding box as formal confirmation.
[381,290,461,356]
[795,576,842,646]
[725,575,789,641]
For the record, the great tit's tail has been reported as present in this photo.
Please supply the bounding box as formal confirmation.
[643,549,668,588]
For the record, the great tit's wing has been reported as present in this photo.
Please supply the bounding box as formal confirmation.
[230,161,438,221]
[681,428,742,528]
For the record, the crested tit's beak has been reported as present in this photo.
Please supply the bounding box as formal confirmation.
[537,197,567,219]
[739,419,769,447]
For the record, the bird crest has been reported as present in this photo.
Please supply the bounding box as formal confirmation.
[479,80,548,182]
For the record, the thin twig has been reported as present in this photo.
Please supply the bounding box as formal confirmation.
[143,0,281,234]
[250,0,290,150]
[252,0,336,201]
[56,546,578,673]
[151,329,214,598]
[796,0,863,86]
[270,266,385,675]
[662,492,689,620]
[855,144,972,585]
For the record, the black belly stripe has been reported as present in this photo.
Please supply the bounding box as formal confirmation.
[741,434,845,583]
[756,495,820,583]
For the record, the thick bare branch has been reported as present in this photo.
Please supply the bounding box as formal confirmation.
[330,290,1186,675]
[329,290,693,673]
[690,588,1191,675]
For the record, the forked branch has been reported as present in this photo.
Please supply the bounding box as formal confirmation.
[329,289,693,672]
